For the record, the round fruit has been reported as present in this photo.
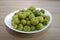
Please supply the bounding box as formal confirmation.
[27,6,36,11]
[33,10,40,16]
[12,15,18,19]
[21,19,26,25]
[18,12,26,19]
[45,15,50,21]
[12,22,17,29]
[36,23,43,30]
[26,11,30,16]
[40,9,45,13]
[29,14,35,19]
[31,18,39,25]
[43,18,48,25]
[31,26,35,31]
[12,18,20,24]
[27,21,31,25]
[37,16,44,22]
[18,24,23,31]
[24,26,31,32]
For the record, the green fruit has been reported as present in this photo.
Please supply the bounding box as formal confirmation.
[18,12,26,19]
[31,18,39,25]
[12,15,18,19]
[45,15,50,21]
[37,16,44,22]
[40,12,44,16]
[31,26,35,31]
[29,14,35,19]
[27,6,36,11]
[40,9,45,13]
[24,26,31,32]
[18,24,23,31]
[43,18,48,25]
[12,18,20,24]
[26,10,33,14]
[12,22,17,29]
[14,18,20,24]
[13,25,17,29]
[26,11,30,16]
[27,21,31,25]
[36,23,43,30]
[33,10,40,16]
[21,19,26,25]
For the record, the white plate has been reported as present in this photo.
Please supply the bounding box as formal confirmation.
[4,8,52,34]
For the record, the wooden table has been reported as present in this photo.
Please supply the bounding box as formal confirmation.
[0,0,60,40]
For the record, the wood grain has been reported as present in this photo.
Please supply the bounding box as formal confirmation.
[0,0,60,40]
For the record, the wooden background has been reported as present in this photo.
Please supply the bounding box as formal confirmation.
[0,0,60,40]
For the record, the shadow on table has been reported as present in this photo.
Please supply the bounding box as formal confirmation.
[5,25,50,39]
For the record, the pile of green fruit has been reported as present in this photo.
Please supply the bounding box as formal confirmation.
[11,6,50,32]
